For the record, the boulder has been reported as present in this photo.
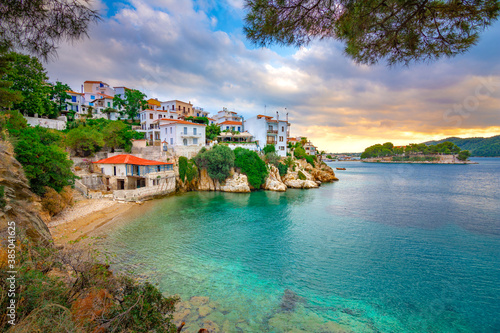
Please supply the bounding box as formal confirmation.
[310,164,339,182]
[220,172,251,193]
[263,165,287,192]
[282,171,319,189]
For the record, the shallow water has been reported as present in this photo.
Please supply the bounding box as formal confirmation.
[100,158,500,332]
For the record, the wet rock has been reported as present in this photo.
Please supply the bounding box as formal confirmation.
[263,165,287,192]
[190,296,210,306]
[199,305,213,317]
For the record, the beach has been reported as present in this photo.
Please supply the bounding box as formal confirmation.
[48,198,136,244]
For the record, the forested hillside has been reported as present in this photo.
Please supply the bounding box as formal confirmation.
[424,135,500,157]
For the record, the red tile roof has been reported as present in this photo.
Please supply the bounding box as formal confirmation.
[159,119,206,126]
[93,154,173,166]
[257,114,273,119]
[66,90,83,95]
[97,93,114,99]
[219,121,242,125]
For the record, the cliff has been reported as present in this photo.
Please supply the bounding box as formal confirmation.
[0,140,52,245]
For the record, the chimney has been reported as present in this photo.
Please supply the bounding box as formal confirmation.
[286,112,288,122]
[241,115,245,132]
[276,111,279,121]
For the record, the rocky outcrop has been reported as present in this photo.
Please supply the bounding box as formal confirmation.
[197,168,250,193]
[263,165,287,192]
[310,165,339,182]
[282,171,319,189]
[0,140,52,245]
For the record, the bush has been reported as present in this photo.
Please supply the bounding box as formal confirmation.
[186,160,198,182]
[298,170,307,180]
[305,155,315,167]
[0,186,6,209]
[178,156,188,181]
[264,152,280,166]
[294,146,307,159]
[234,147,268,189]
[41,187,66,216]
[458,150,471,161]
[262,144,276,154]
[14,126,74,195]
[65,127,104,157]
[194,145,235,182]
[179,156,198,182]
[277,162,288,177]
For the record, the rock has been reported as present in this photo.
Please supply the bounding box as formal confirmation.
[0,140,52,245]
[310,165,339,182]
[198,305,213,317]
[280,289,305,312]
[263,165,287,192]
[198,169,220,191]
[202,319,220,332]
[190,296,210,306]
[283,171,319,189]
[173,308,191,325]
[220,172,251,193]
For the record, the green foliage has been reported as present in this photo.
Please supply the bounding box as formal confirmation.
[102,121,127,152]
[178,156,188,181]
[4,52,56,117]
[13,126,74,195]
[234,147,268,189]
[206,123,221,141]
[244,0,500,65]
[264,152,280,166]
[283,156,295,168]
[293,146,307,159]
[305,155,315,167]
[458,150,472,161]
[50,81,71,115]
[194,144,235,182]
[0,185,6,209]
[113,89,147,120]
[65,127,103,157]
[0,46,23,109]
[0,109,27,138]
[185,116,209,125]
[425,135,500,157]
[277,162,288,177]
[262,144,275,154]
[361,141,463,159]
[298,170,306,180]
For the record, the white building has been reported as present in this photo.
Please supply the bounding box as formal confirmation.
[214,108,241,124]
[244,113,290,157]
[159,119,206,157]
[65,90,84,118]
[219,121,243,132]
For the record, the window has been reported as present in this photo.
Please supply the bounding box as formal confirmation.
[165,128,168,134]
[238,127,241,131]
[170,138,173,145]
[183,138,188,146]
[193,138,198,144]
[170,127,172,134]
[71,96,77,102]
[113,166,117,176]
[91,95,95,100]
[226,126,229,130]
[279,136,283,142]
[280,146,284,150]
[183,107,186,112]
[150,114,153,119]
[89,102,94,106]
[183,127,187,134]
[282,126,284,132]
[76,106,78,112]
[107,102,111,107]
[162,106,165,110]
[193,128,197,135]
[159,115,162,119]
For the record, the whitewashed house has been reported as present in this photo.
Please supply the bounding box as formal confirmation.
[219,121,243,132]
[244,113,290,157]
[159,119,206,158]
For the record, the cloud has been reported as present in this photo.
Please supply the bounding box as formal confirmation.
[46,0,500,152]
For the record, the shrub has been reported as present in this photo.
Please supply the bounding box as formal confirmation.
[458,150,471,161]
[0,186,6,209]
[194,145,235,182]
[298,170,307,180]
[178,156,188,181]
[294,146,307,159]
[264,152,280,166]
[305,155,316,167]
[262,144,275,154]
[277,162,288,177]
[60,186,74,207]
[186,160,198,182]
[65,127,103,157]
[234,147,268,189]
[41,187,66,216]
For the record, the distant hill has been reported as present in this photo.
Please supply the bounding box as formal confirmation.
[424,135,500,157]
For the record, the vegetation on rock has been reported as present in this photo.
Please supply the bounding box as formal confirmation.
[194,144,235,182]
[234,147,268,189]
[361,141,471,161]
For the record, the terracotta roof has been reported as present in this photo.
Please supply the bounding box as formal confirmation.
[159,119,206,126]
[97,93,114,99]
[66,90,83,95]
[257,114,273,119]
[207,117,215,121]
[219,121,242,125]
[93,154,172,166]
[84,80,107,85]
[147,98,161,106]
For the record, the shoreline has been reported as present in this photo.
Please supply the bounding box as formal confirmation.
[48,198,137,245]
[361,160,478,164]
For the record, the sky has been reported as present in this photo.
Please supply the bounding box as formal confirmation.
[45,0,500,153]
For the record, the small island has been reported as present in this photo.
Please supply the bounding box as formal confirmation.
[360,141,476,164]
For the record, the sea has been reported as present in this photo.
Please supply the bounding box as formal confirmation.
[97,158,500,332]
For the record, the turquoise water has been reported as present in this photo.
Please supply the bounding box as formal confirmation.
[100,158,500,332]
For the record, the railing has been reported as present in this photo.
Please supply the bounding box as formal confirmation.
[267,130,278,134]
[180,133,202,137]
[267,140,276,145]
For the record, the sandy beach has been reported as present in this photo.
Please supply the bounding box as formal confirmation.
[48,198,136,244]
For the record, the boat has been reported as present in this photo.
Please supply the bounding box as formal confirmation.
[336,167,346,170]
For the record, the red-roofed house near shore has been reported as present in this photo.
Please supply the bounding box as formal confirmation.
[93,154,175,195]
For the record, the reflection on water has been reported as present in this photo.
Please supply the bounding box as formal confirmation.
[99,158,500,332]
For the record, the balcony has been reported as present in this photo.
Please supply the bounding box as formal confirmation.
[180,132,202,138]
[267,130,278,135]
[267,139,276,145]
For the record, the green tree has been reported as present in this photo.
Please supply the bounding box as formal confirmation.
[0,0,100,60]
[102,121,127,152]
[0,45,23,109]
[457,150,471,161]
[234,147,268,189]
[206,123,221,141]
[113,89,147,121]
[13,126,74,195]
[102,107,118,120]
[244,0,500,65]
[50,81,71,116]
[65,127,104,157]
[262,143,276,154]
[185,116,209,125]
[4,52,54,117]
[294,146,307,159]
[194,144,235,182]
